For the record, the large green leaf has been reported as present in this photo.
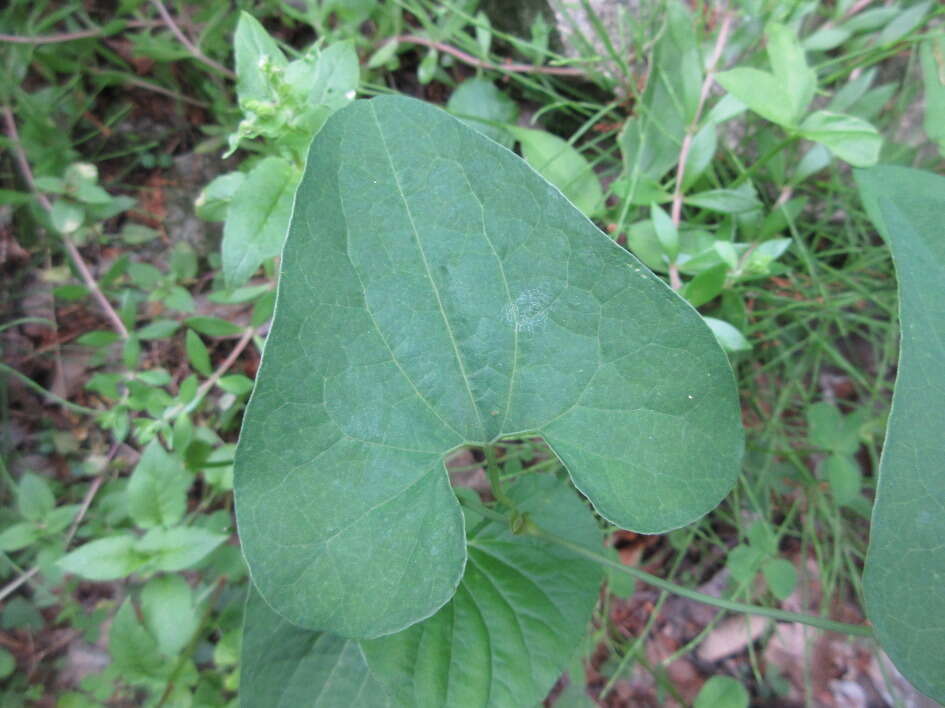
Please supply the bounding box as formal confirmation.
[241,586,390,708]
[234,95,742,638]
[855,166,945,702]
[361,474,602,707]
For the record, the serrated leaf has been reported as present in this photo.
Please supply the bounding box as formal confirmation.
[136,526,227,572]
[109,599,169,685]
[234,95,742,639]
[222,157,299,288]
[799,110,882,167]
[241,587,391,708]
[58,535,145,580]
[141,575,198,656]
[855,166,945,702]
[127,440,190,529]
[361,475,603,707]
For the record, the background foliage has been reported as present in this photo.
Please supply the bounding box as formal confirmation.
[1,0,943,705]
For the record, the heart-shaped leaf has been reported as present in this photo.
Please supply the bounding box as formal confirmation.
[361,474,602,706]
[241,586,391,707]
[234,95,742,638]
[856,166,945,702]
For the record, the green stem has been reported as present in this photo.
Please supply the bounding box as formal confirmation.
[533,526,873,638]
[730,134,797,188]
[455,493,873,638]
[0,362,100,416]
[483,446,514,507]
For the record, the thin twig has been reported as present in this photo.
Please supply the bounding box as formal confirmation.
[666,12,733,292]
[148,0,235,79]
[2,105,130,339]
[171,327,256,419]
[0,20,161,45]
[390,35,586,77]
[0,463,109,604]
[670,11,734,227]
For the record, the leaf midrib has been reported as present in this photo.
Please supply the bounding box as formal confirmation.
[369,101,487,440]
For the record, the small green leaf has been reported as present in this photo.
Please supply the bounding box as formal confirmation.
[184,316,243,338]
[878,1,931,46]
[447,78,518,148]
[856,167,945,702]
[127,440,190,529]
[695,676,749,708]
[136,526,226,572]
[195,172,245,222]
[17,473,55,522]
[58,535,144,580]
[309,41,359,112]
[137,319,180,340]
[222,157,299,288]
[715,68,796,127]
[650,203,679,261]
[417,48,438,84]
[685,189,762,214]
[109,599,169,684]
[824,453,861,506]
[510,127,604,217]
[185,330,212,376]
[0,648,13,680]
[217,374,254,396]
[141,575,198,656]
[799,111,882,167]
[233,12,287,104]
[765,22,816,121]
[806,402,860,455]
[762,558,797,600]
[683,263,728,308]
[704,317,751,352]
[50,199,83,234]
[919,37,945,156]
[0,522,41,552]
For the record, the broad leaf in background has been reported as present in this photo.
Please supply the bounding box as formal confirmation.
[361,475,603,707]
[619,1,702,194]
[222,157,299,288]
[241,587,390,708]
[855,166,945,702]
[716,22,814,128]
[234,95,742,638]
[509,127,603,217]
[798,111,881,167]
[447,77,519,148]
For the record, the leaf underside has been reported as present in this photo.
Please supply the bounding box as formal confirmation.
[234,95,742,638]
[856,166,945,703]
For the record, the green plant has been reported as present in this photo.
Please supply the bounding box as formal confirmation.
[231,91,945,704]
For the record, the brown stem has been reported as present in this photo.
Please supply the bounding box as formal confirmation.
[670,12,734,227]
[0,20,161,45]
[148,0,235,79]
[2,105,130,339]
